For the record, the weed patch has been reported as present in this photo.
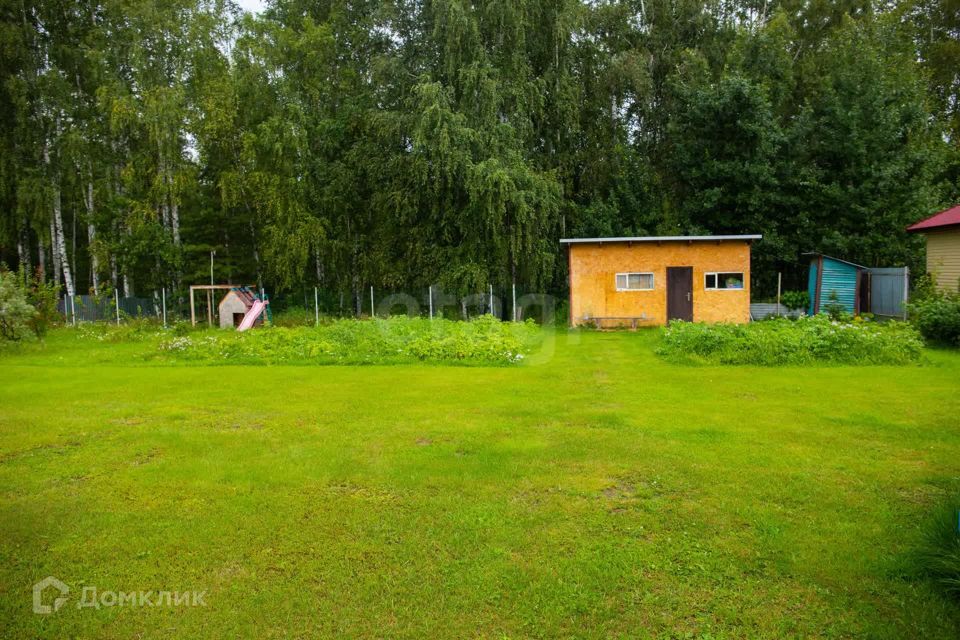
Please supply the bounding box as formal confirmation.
[155,315,540,365]
[656,316,923,365]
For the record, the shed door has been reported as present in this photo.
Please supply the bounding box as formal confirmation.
[667,267,694,322]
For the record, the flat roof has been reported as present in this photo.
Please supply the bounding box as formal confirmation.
[559,234,762,244]
[802,252,867,270]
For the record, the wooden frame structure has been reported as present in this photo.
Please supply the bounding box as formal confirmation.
[189,285,256,326]
[562,235,758,326]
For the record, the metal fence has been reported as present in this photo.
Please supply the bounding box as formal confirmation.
[749,303,805,320]
[868,267,909,319]
[274,284,563,325]
[52,285,556,328]
[59,295,158,323]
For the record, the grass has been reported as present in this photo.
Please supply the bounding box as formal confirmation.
[1,327,959,638]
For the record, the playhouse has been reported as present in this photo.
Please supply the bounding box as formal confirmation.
[218,288,265,330]
[188,285,268,330]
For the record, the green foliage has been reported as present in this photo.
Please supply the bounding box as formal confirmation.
[0,270,36,341]
[656,316,924,366]
[909,294,960,347]
[821,290,851,322]
[1,0,956,304]
[912,273,944,303]
[21,268,60,338]
[780,290,810,311]
[76,317,164,343]
[271,305,316,328]
[914,495,960,602]
[154,316,540,365]
[170,320,199,337]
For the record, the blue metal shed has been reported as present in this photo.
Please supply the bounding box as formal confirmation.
[806,254,866,316]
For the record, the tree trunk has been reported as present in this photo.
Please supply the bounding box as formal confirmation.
[121,219,133,297]
[170,197,180,246]
[160,141,181,247]
[43,141,71,294]
[159,145,171,232]
[16,226,24,268]
[17,218,30,275]
[50,218,61,288]
[52,185,75,297]
[71,193,77,294]
[249,215,262,291]
[38,236,46,280]
[86,179,99,295]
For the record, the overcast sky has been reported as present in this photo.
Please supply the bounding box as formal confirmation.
[235,0,265,14]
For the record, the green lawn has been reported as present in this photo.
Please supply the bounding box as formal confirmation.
[2,329,959,638]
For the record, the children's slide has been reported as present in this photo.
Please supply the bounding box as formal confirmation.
[237,299,266,332]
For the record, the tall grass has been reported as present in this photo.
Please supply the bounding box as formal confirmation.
[656,315,923,366]
[156,315,540,365]
[915,498,960,602]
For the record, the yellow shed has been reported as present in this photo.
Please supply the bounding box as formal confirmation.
[907,205,960,293]
[562,235,761,327]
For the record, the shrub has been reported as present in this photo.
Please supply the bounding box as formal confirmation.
[656,315,923,366]
[272,305,315,328]
[75,317,164,343]
[911,273,941,303]
[155,315,540,365]
[0,269,36,341]
[22,267,60,338]
[908,295,960,347]
[821,290,852,322]
[915,497,960,602]
[172,320,195,336]
[780,290,809,311]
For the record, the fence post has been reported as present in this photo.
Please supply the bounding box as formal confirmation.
[512,282,517,322]
[162,288,167,328]
[114,289,120,326]
[189,287,196,326]
[315,287,319,326]
[776,272,782,317]
[903,266,910,321]
[489,284,493,316]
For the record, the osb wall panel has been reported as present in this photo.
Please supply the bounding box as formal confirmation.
[568,241,751,326]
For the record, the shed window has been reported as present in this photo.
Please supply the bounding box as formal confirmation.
[616,272,654,291]
[705,272,744,290]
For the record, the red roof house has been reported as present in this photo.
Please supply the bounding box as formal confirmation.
[907,204,960,233]
[908,205,960,292]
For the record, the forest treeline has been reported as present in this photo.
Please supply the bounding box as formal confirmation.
[1,0,958,310]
